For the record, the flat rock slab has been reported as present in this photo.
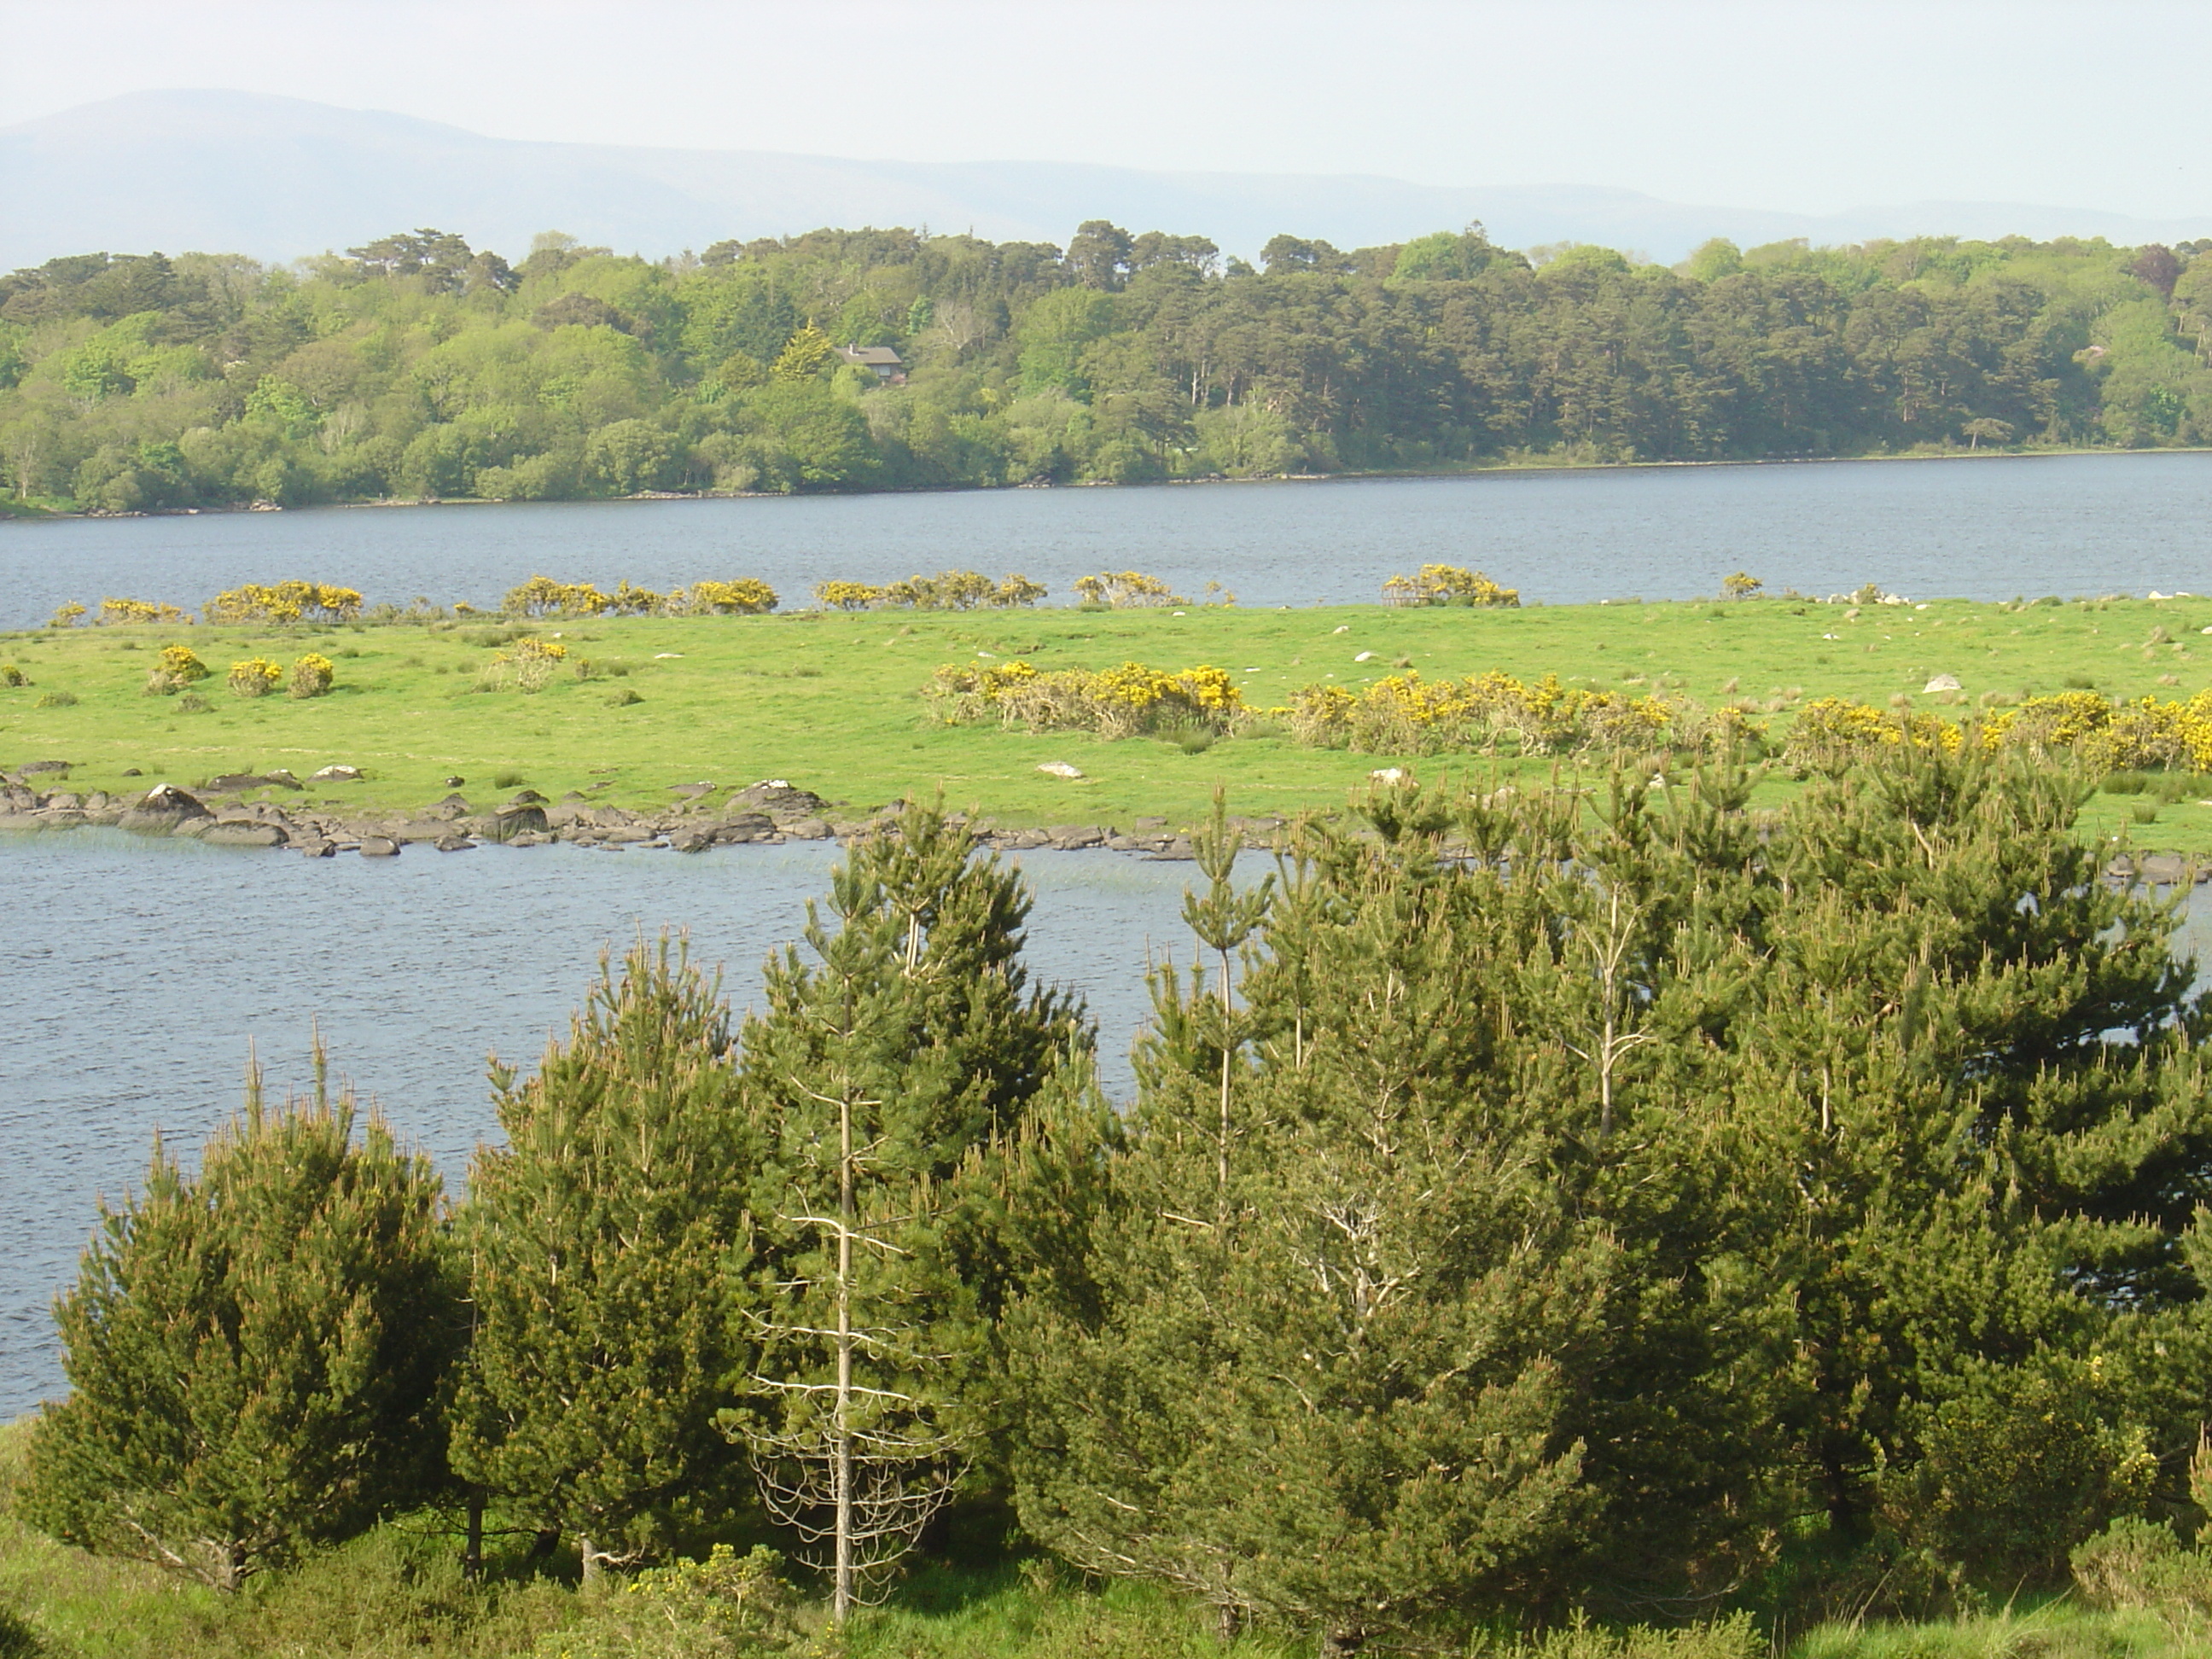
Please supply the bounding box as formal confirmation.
[202,822,288,847]
[358,837,401,858]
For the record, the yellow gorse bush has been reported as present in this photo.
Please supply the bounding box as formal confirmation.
[684,578,779,614]
[813,579,887,610]
[288,654,335,699]
[1289,669,1693,756]
[143,643,211,696]
[504,575,781,617]
[1783,690,2212,775]
[48,602,86,628]
[98,597,191,626]
[1380,564,1521,608]
[504,576,612,618]
[227,657,283,697]
[203,581,364,624]
[928,659,1247,738]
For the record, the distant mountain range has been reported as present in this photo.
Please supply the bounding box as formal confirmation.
[3,89,2205,271]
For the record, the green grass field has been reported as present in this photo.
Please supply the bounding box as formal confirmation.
[5,592,2212,850]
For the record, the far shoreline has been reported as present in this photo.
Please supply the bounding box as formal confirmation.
[3,441,2205,527]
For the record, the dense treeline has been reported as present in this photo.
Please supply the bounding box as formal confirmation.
[22,759,2212,1650]
[0,218,2207,513]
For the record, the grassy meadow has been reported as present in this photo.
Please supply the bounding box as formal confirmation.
[4,591,2212,848]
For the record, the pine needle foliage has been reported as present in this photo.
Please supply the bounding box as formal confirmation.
[446,937,760,1576]
[1006,746,2212,1643]
[725,798,1097,1617]
[21,1046,457,1590]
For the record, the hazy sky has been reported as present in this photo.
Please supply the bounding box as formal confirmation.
[2,0,2205,218]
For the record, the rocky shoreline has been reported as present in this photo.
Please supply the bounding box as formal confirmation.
[0,768,1281,860]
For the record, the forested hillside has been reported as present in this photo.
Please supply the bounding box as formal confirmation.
[1,219,2207,513]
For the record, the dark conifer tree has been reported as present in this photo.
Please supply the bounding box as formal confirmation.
[23,1048,457,1589]
[446,938,759,1580]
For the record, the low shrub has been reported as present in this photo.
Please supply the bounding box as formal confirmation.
[683,578,778,614]
[141,644,209,696]
[288,654,335,699]
[48,602,85,628]
[97,597,190,626]
[1287,669,1733,758]
[177,693,210,713]
[228,657,283,698]
[1381,563,1522,608]
[34,690,76,707]
[524,1545,802,1659]
[1,662,29,687]
[504,576,612,618]
[478,637,569,693]
[1071,570,1184,608]
[492,768,527,789]
[928,659,1244,738]
[876,571,1046,610]
[203,581,364,625]
[1786,690,2212,777]
[606,687,643,707]
[815,579,887,610]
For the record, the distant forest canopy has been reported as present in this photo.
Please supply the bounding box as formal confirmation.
[0,219,2208,512]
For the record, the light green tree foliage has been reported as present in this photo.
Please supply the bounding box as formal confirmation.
[3,230,2208,507]
[22,1049,457,1589]
[447,940,760,1579]
[1680,238,1745,283]
[1392,222,1507,282]
[1016,288,1118,398]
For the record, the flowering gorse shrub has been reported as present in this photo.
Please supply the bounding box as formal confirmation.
[1380,564,1521,608]
[227,657,283,697]
[1289,669,1703,755]
[288,654,335,699]
[480,635,572,693]
[883,570,1048,609]
[502,575,780,617]
[48,602,86,628]
[503,576,612,618]
[813,579,885,610]
[1784,690,2212,777]
[2,662,30,687]
[203,582,364,624]
[99,597,191,626]
[1072,570,1185,608]
[684,578,778,614]
[929,659,1246,738]
[143,644,211,696]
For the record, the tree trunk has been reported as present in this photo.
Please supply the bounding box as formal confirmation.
[834,1086,855,1627]
[579,1534,602,1588]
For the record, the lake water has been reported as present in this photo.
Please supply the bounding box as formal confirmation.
[0,452,2206,632]
[0,830,1212,1417]
[6,452,2212,1417]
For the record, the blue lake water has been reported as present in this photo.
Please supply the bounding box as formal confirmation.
[1,452,2206,632]
[0,830,1209,1417]
[5,452,2212,1417]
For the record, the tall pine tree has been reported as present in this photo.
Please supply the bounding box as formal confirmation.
[447,937,760,1579]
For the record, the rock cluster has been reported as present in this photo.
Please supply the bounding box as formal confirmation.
[0,768,1289,864]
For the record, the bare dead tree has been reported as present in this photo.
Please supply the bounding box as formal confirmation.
[741,1073,963,1625]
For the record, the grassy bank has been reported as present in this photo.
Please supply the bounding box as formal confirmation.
[6,592,2212,850]
[1,1418,2200,1659]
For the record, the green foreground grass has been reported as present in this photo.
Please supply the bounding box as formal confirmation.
[2,1420,2203,1659]
[6,592,2212,850]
